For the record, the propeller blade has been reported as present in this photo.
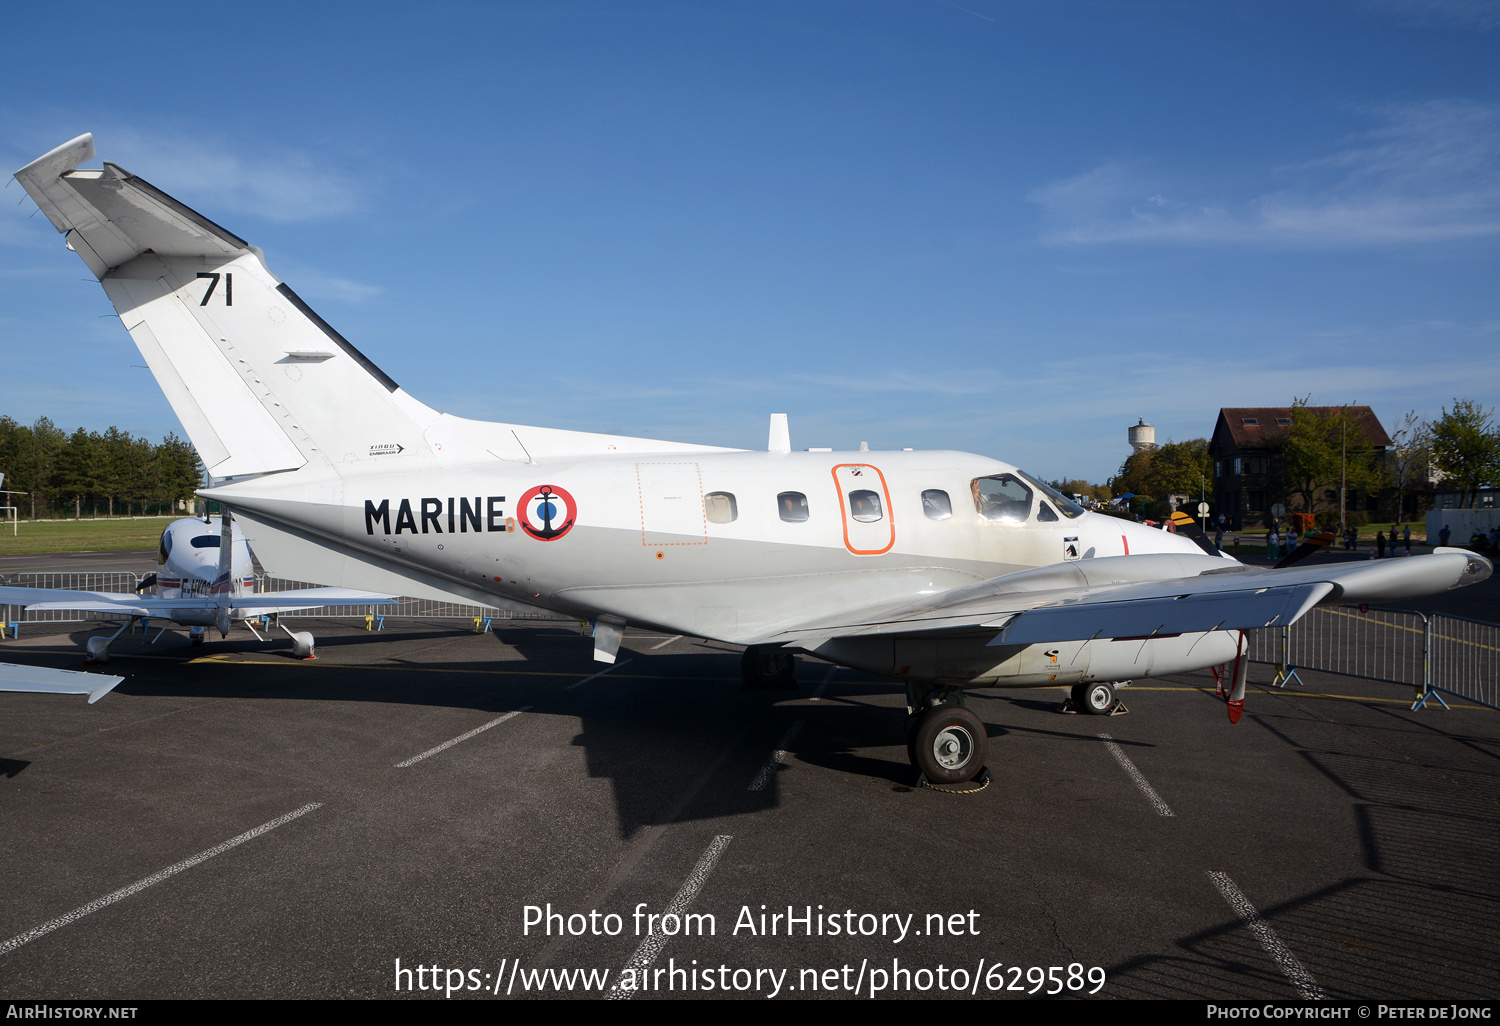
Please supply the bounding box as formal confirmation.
[1275,529,1336,569]
[1169,511,1221,557]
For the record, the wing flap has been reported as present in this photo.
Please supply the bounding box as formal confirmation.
[994,582,1334,645]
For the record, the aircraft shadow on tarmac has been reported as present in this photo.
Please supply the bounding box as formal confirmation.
[1102,702,1500,999]
[14,621,1068,837]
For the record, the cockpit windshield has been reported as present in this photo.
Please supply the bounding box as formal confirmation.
[1015,470,1086,519]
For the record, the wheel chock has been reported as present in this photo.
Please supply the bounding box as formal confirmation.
[916,767,992,795]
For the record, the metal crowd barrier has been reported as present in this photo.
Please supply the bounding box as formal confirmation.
[1249,605,1500,712]
[255,575,557,626]
[0,571,562,637]
[1,572,143,629]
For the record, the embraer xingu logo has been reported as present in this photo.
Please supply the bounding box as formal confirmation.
[518,484,577,541]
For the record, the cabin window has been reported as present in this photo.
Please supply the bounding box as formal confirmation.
[921,489,952,520]
[972,475,1033,523]
[848,489,883,523]
[705,491,738,524]
[777,491,809,522]
[1037,501,1059,522]
[190,535,222,548]
[158,531,173,565]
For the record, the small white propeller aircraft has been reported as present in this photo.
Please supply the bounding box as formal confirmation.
[11,135,1492,782]
[0,513,396,673]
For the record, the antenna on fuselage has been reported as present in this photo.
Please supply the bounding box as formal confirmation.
[768,414,790,455]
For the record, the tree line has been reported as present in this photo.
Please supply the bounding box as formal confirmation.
[1105,398,1500,524]
[0,416,203,519]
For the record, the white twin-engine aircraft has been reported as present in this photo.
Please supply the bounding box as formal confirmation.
[0,515,397,673]
[11,135,1492,784]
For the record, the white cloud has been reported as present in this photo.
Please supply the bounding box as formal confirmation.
[2,124,360,226]
[278,266,384,305]
[102,130,361,224]
[1030,101,1500,248]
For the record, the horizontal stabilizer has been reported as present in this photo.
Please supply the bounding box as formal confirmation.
[0,662,124,703]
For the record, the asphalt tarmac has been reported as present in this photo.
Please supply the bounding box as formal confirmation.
[0,574,1496,1000]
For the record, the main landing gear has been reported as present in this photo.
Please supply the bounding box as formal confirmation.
[741,645,797,690]
[905,683,988,786]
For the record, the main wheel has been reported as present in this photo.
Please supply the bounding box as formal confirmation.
[910,705,988,785]
[1081,681,1117,715]
[1069,682,1088,709]
[741,645,797,690]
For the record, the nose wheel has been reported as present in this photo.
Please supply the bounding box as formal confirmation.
[908,704,988,785]
[1070,681,1119,715]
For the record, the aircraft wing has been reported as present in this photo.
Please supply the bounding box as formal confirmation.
[0,662,124,703]
[0,587,398,618]
[228,589,400,613]
[761,549,1492,648]
[0,588,165,617]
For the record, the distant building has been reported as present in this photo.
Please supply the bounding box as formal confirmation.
[1208,406,1391,530]
[1433,486,1496,511]
[1128,418,1156,453]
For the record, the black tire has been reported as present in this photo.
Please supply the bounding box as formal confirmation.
[1069,682,1088,708]
[910,705,988,785]
[741,645,797,690]
[1081,681,1117,716]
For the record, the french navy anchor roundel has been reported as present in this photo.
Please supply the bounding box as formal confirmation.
[517,484,577,541]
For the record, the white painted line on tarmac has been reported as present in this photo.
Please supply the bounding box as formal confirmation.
[565,659,634,691]
[1208,871,1325,1001]
[0,803,322,958]
[1099,733,1174,817]
[396,707,532,767]
[748,720,804,791]
[650,636,681,650]
[609,834,732,999]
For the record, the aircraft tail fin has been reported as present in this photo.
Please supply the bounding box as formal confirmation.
[13,135,438,481]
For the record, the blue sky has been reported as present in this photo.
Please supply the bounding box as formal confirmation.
[2,0,1496,484]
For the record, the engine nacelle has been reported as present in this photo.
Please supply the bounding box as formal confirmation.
[811,630,1240,686]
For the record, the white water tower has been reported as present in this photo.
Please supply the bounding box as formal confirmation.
[1128,418,1156,453]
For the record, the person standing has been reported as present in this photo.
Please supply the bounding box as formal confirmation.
[1376,530,1387,558]
[1267,528,1279,562]
[1439,524,1451,548]
[1214,526,1224,551]
[1403,524,1412,555]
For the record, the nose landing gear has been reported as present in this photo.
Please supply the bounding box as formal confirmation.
[1069,681,1122,715]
